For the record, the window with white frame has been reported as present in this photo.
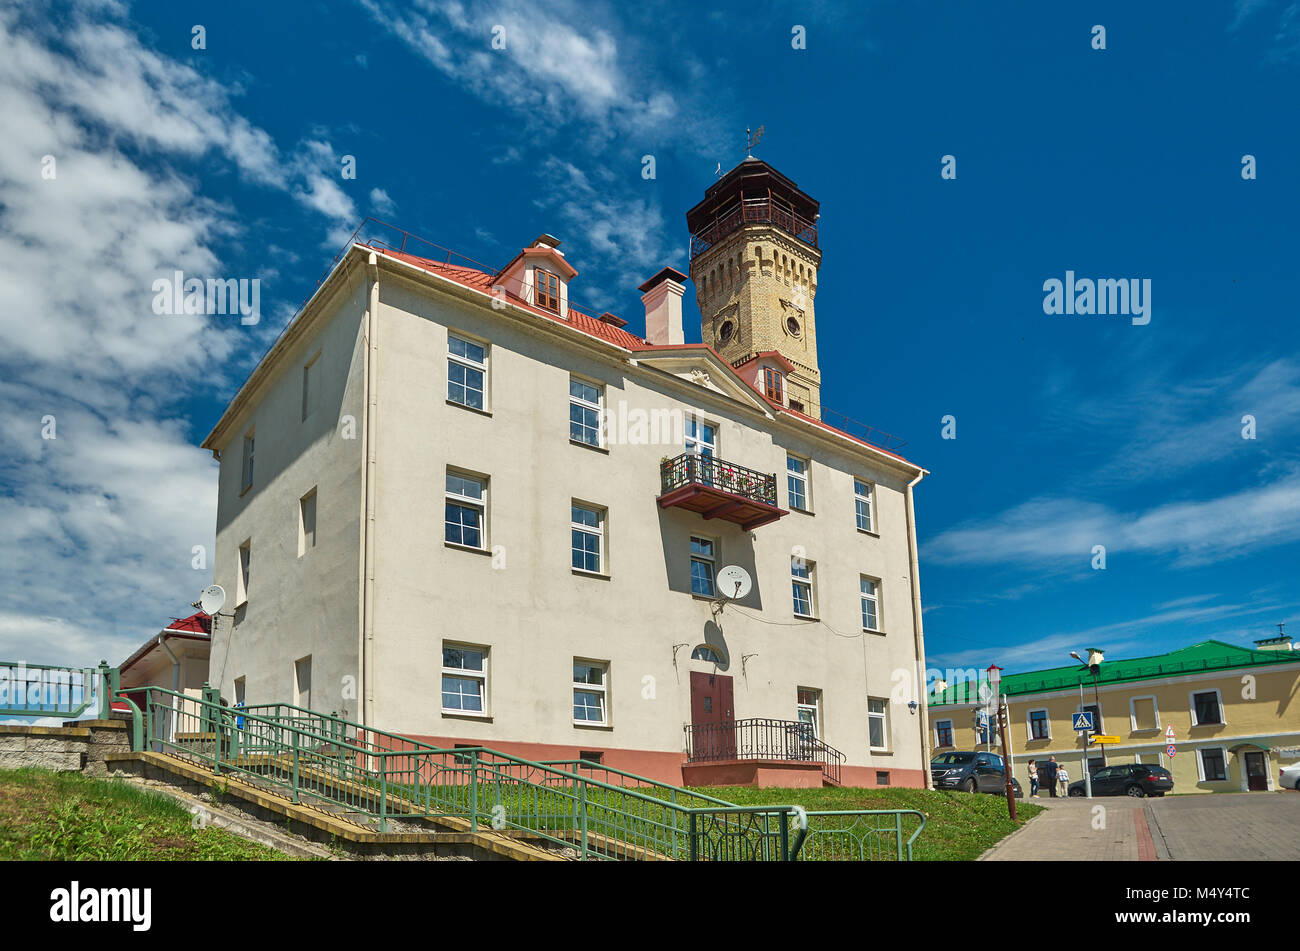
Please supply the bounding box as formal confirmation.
[859,576,880,631]
[786,454,809,510]
[573,661,608,725]
[571,503,605,573]
[1198,746,1228,782]
[442,644,488,714]
[934,719,954,748]
[1191,689,1224,726]
[685,418,716,457]
[569,377,603,447]
[1028,708,1050,740]
[445,471,486,548]
[691,645,724,663]
[241,430,255,492]
[447,333,487,410]
[234,676,246,706]
[690,536,716,596]
[1131,696,1159,732]
[797,688,821,738]
[791,558,815,617]
[867,697,889,750]
[854,479,874,532]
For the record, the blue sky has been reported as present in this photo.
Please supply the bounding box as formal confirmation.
[1,0,1296,674]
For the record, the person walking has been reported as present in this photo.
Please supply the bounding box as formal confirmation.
[1057,762,1071,797]
[1027,759,1040,798]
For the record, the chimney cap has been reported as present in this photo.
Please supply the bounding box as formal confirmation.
[638,266,688,293]
[531,233,562,249]
[598,312,628,328]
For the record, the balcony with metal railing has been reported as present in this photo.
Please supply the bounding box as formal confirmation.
[689,197,819,259]
[657,452,787,531]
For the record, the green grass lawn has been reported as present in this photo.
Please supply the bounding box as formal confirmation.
[690,785,1044,861]
[0,768,293,861]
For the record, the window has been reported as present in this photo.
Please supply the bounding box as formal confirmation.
[301,351,320,421]
[442,644,488,714]
[447,333,487,410]
[234,676,246,706]
[691,645,723,663]
[867,697,889,750]
[1028,709,1050,740]
[571,503,605,574]
[875,770,891,786]
[535,268,561,313]
[935,719,954,748]
[298,488,317,557]
[797,688,821,738]
[573,661,608,725]
[1199,747,1227,782]
[1191,689,1223,726]
[859,576,880,631]
[445,471,486,549]
[236,541,251,606]
[854,479,874,532]
[294,656,312,709]
[788,399,804,413]
[1131,696,1159,732]
[786,454,809,510]
[684,418,716,457]
[569,378,603,447]
[763,366,784,403]
[690,536,716,596]
[791,558,815,617]
[240,431,255,492]
[579,750,603,766]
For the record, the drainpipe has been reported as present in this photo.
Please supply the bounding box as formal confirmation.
[904,470,932,789]
[360,252,380,733]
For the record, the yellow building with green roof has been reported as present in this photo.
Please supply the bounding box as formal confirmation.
[926,637,1300,796]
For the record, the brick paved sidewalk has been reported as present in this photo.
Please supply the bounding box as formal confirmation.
[979,797,1163,861]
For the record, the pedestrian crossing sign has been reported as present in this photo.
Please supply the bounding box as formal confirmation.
[1072,712,1094,732]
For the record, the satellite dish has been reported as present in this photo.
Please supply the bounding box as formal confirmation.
[716,565,752,600]
[199,584,226,616]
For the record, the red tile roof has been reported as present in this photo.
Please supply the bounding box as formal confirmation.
[366,244,918,469]
[369,246,650,350]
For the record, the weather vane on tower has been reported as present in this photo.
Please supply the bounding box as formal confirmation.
[746,125,765,158]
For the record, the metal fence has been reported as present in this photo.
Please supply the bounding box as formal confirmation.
[684,717,845,786]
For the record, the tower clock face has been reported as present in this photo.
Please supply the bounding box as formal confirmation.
[718,320,735,343]
[786,316,801,337]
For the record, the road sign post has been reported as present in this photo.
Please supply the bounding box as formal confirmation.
[1073,703,1095,798]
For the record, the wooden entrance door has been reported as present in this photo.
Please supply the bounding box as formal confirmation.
[1244,751,1268,791]
[689,672,735,760]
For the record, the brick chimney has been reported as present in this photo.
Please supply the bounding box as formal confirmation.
[639,267,687,346]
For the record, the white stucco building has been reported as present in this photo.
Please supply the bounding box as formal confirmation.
[202,159,932,787]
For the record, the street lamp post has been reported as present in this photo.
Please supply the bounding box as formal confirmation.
[987,664,1017,821]
[1070,648,1105,799]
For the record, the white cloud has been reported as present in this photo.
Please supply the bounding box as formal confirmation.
[925,469,1300,569]
[0,2,361,666]
[369,187,398,216]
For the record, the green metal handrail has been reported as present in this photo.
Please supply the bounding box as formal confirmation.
[0,661,98,719]
[795,809,928,861]
[123,685,923,860]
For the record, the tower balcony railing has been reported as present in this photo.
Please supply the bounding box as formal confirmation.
[657,452,787,532]
[689,198,819,259]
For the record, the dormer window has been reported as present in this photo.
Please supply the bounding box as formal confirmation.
[535,267,560,313]
[763,366,784,403]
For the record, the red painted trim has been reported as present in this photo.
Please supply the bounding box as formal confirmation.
[1135,808,1157,861]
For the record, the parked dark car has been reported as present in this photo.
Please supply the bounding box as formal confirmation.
[1068,763,1173,798]
[932,751,1023,797]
